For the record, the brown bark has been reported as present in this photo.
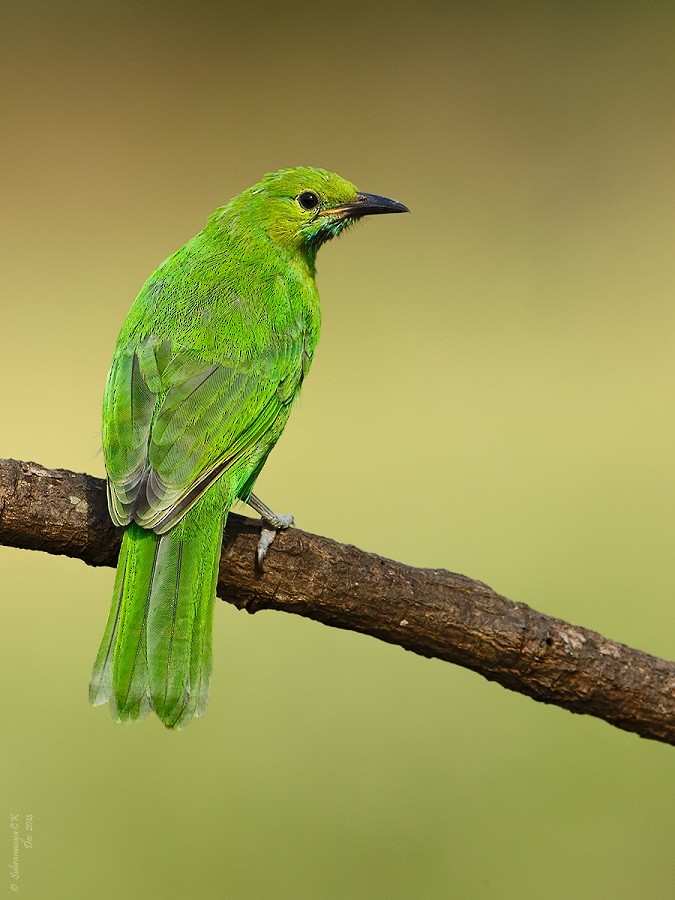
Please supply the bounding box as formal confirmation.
[1,457,673,744]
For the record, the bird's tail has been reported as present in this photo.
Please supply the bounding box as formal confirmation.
[89,487,227,729]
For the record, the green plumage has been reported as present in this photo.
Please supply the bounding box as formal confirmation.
[89,166,407,728]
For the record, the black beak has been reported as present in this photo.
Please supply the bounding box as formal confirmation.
[320,192,409,219]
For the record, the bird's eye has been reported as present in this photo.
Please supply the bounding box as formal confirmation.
[297,191,320,211]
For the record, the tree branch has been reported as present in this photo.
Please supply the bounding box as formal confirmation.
[1,457,673,744]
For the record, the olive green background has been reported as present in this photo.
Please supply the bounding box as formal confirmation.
[2,2,674,897]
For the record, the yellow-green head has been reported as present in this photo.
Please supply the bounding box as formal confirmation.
[213,166,408,264]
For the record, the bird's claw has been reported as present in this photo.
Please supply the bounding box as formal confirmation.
[256,513,294,570]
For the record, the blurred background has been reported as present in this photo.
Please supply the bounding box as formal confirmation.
[2,1,674,897]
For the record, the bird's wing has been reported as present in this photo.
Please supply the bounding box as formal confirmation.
[103,335,303,533]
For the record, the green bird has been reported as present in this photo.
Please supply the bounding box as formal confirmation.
[89,166,408,728]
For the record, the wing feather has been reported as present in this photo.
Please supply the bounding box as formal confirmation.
[104,335,302,532]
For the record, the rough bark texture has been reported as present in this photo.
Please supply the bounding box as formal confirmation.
[1,457,673,745]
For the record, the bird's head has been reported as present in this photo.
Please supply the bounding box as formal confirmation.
[219,166,408,268]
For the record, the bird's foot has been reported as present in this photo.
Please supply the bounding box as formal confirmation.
[256,514,294,569]
[247,493,294,569]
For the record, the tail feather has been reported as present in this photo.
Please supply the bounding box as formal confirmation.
[146,532,190,720]
[89,484,228,729]
[167,531,219,728]
[111,528,159,722]
[89,536,130,707]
